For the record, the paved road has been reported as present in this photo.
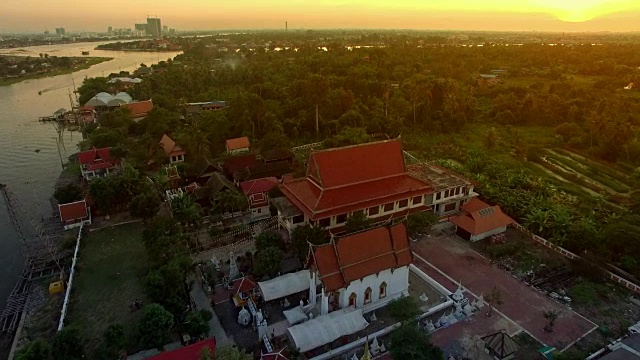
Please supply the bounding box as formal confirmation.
[190,276,234,347]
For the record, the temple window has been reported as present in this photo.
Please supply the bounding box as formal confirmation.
[398,199,408,208]
[364,287,372,304]
[383,202,394,212]
[318,218,330,227]
[379,282,387,298]
[369,206,380,216]
[349,292,357,307]
[412,196,422,205]
[336,214,347,224]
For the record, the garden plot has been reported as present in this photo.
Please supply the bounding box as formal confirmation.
[545,149,632,195]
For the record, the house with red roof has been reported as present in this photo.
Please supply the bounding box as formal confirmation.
[226,136,250,154]
[58,200,91,230]
[309,223,412,311]
[147,338,216,360]
[121,99,153,121]
[274,140,433,233]
[449,198,514,241]
[239,177,278,219]
[77,147,120,181]
[160,134,186,163]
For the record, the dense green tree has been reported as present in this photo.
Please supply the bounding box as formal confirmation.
[170,195,202,228]
[130,191,162,220]
[185,310,213,338]
[406,211,439,236]
[54,183,83,204]
[99,324,126,360]
[88,177,115,214]
[388,296,421,323]
[137,304,175,350]
[212,346,252,360]
[253,246,284,278]
[390,323,443,360]
[52,327,84,360]
[290,224,329,261]
[344,211,373,233]
[15,339,51,360]
[77,77,109,105]
[255,231,285,252]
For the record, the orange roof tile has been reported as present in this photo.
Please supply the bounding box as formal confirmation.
[160,134,186,157]
[58,200,89,222]
[308,140,405,188]
[226,136,250,151]
[450,200,514,235]
[461,198,490,213]
[281,175,430,220]
[122,99,153,117]
[312,223,412,291]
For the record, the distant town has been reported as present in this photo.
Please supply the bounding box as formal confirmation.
[1,29,640,360]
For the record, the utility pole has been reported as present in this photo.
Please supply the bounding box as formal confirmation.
[315,104,319,136]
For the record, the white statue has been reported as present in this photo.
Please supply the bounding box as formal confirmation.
[237,307,251,326]
[420,293,429,302]
[370,337,381,356]
[380,342,386,353]
[283,298,290,308]
[228,251,239,280]
[370,312,377,321]
[425,320,436,332]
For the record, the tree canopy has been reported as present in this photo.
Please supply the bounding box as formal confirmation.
[137,303,175,350]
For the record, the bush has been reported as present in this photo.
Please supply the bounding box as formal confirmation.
[138,304,174,350]
[54,183,83,204]
[388,296,421,322]
[15,339,51,360]
[52,327,84,360]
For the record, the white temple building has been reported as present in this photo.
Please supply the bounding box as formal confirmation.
[281,223,413,353]
[308,223,412,312]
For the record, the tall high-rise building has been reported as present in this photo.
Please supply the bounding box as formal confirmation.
[162,25,168,33]
[55,27,66,36]
[146,17,162,38]
[108,26,113,34]
[135,23,147,32]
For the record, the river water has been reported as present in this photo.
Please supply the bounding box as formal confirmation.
[0,42,181,345]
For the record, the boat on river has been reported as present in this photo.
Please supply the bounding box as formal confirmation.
[81,51,90,55]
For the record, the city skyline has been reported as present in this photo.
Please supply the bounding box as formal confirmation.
[1,0,640,33]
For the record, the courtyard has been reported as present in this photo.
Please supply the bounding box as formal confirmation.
[412,230,598,350]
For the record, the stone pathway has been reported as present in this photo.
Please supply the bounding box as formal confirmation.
[190,276,234,347]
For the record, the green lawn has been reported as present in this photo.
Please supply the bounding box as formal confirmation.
[66,223,149,355]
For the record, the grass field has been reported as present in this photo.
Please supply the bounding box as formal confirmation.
[66,223,149,356]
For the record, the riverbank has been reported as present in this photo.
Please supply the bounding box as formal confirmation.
[0,56,113,86]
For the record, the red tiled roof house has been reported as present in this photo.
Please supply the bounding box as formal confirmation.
[160,134,186,163]
[239,177,278,219]
[309,223,412,312]
[121,99,153,121]
[449,198,514,241]
[58,200,91,230]
[77,147,120,181]
[226,136,250,154]
[147,338,216,360]
[274,140,433,233]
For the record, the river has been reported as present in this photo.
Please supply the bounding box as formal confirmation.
[0,41,181,355]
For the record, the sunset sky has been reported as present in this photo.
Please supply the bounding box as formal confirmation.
[1,0,640,33]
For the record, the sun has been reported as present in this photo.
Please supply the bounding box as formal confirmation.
[537,0,636,22]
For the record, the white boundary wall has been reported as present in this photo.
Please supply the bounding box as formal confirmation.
[57,223,83,331]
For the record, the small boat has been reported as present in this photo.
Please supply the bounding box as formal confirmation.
[81,51,90,55]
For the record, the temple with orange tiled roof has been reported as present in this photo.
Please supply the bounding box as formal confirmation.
[274,140,443,234]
